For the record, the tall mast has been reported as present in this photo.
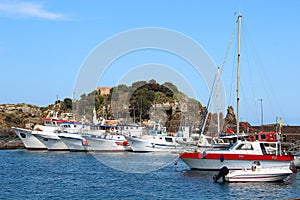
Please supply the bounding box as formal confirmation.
[216,67,221,136]
[236,14,242,135]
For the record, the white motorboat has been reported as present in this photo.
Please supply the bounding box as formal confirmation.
[126,134,182,152]
[58,122,119,151]
[214,161,293,182]
[12,127,47,150]
[11,115,73,150]
[180,133,294,170]
[292,152,300,169]
[26,120,83,151]
[33,130,69,151]
[58,132,89,152]
[83,134,131,152]
[117,124,145,137]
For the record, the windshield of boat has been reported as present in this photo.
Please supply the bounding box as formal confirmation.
[229,141,239,150]
[235,143,254,150]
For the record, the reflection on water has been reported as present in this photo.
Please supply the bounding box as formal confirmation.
[91,151,179,173]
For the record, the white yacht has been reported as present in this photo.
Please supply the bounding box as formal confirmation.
[83,133,131,152]
[126,134,181,152]
[12,127,47,150]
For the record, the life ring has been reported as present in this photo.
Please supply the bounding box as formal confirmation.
[258,131,276,142]
[248,134,256,142]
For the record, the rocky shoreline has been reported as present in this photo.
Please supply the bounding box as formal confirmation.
[0,139,24,150]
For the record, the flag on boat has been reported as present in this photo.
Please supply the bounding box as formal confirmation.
[279,117,283,127]
[225,127,235,134]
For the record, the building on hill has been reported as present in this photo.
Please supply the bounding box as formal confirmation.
[97,87,111,96]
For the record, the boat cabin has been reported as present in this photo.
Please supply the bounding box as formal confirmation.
[226,140,278,155]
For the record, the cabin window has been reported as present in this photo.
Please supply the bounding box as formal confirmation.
[206,138,213,144]
[236,143,253,150]
[165,137,173,142]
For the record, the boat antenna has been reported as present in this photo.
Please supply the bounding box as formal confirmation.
[236,14,242,135]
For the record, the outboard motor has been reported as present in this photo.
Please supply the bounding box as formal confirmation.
[213,166,229,183]
[251,161,261,171]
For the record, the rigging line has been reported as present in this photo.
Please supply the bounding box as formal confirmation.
[241,22,260,124]
[239,80,250,123]
[220,20,237,74]
[199,69,218,136]
[256,56,286,123]
[247,32,287,123]
[228,38,237,108]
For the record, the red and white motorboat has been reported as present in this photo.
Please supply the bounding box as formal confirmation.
[180,132,294,171]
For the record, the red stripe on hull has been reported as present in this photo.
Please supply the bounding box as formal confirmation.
[180,152,204,159]
[180,152,293,161]
[205,153,293,161]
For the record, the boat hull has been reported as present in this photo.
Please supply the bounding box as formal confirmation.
[58,133,88,152]
[225,168,293,182]
[83,136,131,152]
[33,132,69,151]
[12,127,47,150]
[126,136,182,152]
[180,152,293,171]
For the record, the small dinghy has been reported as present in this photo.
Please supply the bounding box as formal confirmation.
[214,161,293,183]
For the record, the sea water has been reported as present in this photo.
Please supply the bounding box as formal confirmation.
[0,150,299,200]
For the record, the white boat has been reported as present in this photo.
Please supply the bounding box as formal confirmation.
[58,123,120,151]
[83,134,131,152]
[214,161,293,182]
[12,127,47,150]
[197,134,230,149]
[32,130,69,151]
[126,134,182,152]
[30,119,85,151]
[117,124,145,137]
[58,132,89,152]
[180,132,294,170]
[175,126,197,147]
[292,152,300,169]
[11,113,75,150]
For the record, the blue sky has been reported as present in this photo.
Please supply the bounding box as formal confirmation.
[0,0,299,125]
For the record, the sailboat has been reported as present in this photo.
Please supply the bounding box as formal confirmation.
[179,15,294,170]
